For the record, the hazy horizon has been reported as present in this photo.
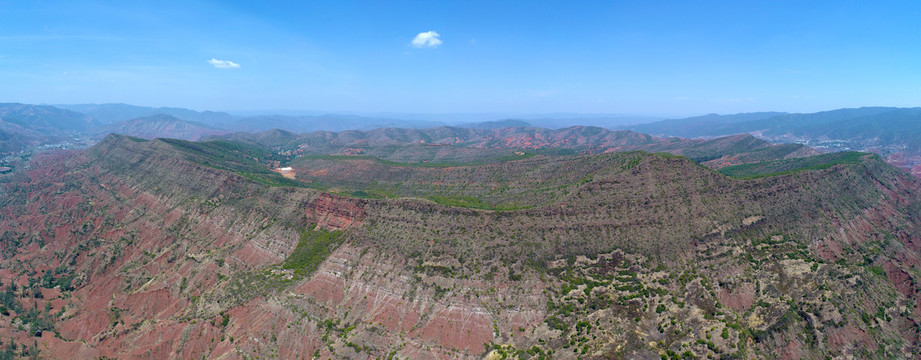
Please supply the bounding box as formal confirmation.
[40,102,918,123]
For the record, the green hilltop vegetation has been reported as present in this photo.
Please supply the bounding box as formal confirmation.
[718,151,872,179]
[123,135,305,188]
[296,152,540,168]
[90,132,890,213]
[131,127,888,212]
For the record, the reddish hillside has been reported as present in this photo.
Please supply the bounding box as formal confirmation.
[0,135,918,358]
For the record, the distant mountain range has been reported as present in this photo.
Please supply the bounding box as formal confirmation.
[4,102,921,177]
[624,107,921,176]
[1,103,98,131]
[0,103,98,153]
[96,114,226,141]
[56,103,236,126]
[626,112,786,138]
[0,103,448,154]
[209,126,817,170]
[629,107,921,149]
[230,114,443,133]
[456,119,533,129]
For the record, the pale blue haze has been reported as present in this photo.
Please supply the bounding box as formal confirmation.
[1,1,919,115]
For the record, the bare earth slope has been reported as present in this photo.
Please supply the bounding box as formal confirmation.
[0,134,918,358]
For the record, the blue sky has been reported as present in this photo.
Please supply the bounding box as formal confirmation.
[1,1,919,116]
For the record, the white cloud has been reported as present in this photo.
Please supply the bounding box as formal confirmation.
[208,58,240,69]
[411,31,442,48]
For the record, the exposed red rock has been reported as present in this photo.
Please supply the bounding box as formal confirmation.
[306,193,366,230]
[717,283,755,312]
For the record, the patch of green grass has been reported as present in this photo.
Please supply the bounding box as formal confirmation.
[298,152,537,168]
[652,152,690,160]
[283,227,343,276]
[718,151,871,179]
[237,171,305,187]
[212,226,344,306]
[161,138,306,187]
[867,265,886,278]
[425,195,527,211]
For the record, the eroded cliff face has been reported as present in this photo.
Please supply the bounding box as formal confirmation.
[306,193,366,231]
[0,148,308,358]
[0,143,535,359]
[0,137,920,359]
[220,243,545,359]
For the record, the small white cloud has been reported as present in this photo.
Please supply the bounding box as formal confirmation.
[411,31,442,48]
[208,58,240,69]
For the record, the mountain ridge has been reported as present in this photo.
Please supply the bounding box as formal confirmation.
[0,132,918,358]
[208,126,817,168]
[3,102,920,178]
[97,114,227,141]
